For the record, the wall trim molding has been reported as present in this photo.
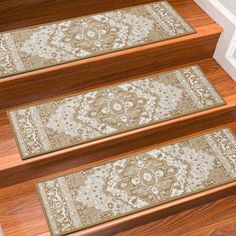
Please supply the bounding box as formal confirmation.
[194,0,236,80]
[226,29,236,68]
[208,0,236,68]
[208,0,236,25]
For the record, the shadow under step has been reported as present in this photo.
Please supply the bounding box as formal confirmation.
[0,59,236,185]
[0,0,222,109]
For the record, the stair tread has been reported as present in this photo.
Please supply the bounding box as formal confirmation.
[0,59,236,175]
[1,118,236,236]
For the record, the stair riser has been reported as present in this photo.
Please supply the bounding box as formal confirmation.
[0,26,221,109]
[1,108,235,187]
[0,0,181,32]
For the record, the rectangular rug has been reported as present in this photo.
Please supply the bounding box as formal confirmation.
[37,128,236,236]
[8,65,225,159]
[0,1,195,78]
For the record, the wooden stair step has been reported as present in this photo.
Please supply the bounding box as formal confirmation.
[0,116,236,236]
[0,0,222,109]
[0,58,236,185]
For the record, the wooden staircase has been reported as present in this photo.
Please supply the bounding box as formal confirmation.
[0,0,236,236]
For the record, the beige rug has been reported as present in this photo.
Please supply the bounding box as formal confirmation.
[37,128,236,236]
[8,65,225,159]
[0,1,195,78]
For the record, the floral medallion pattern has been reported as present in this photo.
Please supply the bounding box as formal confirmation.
[0,1,195,78]
[8,65,225,159]
[37,128,236,236]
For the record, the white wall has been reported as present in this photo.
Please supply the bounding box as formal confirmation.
[194,0,236,81]
[219,0,236,16]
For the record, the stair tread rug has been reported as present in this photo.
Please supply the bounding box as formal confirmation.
[37,128,236,236]
[8,65,225,159]
[0,1,195,78]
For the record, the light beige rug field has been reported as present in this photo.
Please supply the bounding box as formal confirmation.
[37,128,236,236]
[0,1,195,78]
[8,65,225,159]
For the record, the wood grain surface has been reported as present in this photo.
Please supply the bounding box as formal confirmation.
[0,0,221,109]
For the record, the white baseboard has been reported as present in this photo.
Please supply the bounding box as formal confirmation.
[226,29,236,69]
[0,225,4,236]
[194,0,236,81]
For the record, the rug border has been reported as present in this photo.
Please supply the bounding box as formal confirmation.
[7,64,226,160]
[35,127,236,236]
